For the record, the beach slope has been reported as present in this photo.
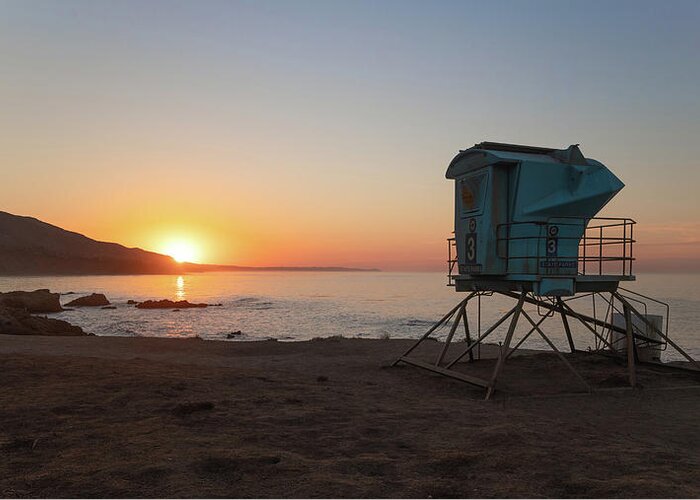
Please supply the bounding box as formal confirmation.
[1,336,699,498]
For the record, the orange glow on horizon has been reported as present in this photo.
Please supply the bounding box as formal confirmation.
[160,239,200,263]
[7,187,700,273]
[2,2,700,274]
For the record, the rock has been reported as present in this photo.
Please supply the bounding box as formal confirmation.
[136,299,208,309]
[101,306,117,310]
[226,330,242,338]
[65,293,110,307]
[0,305,89,336]
[126,300,138,305]
[0,289,63,313]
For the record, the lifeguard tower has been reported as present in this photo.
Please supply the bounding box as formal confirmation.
[395,142,698,399]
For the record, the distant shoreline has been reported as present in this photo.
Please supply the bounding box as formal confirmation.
[0,210,383,276]
[179,264,382,273]
[0,266,381,277]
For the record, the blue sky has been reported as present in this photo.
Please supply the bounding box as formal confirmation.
[1,0,699,269]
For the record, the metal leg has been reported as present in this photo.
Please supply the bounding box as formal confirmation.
[521,310,591,391]
[597,292,665,346]
[477,294,482,360]
[462,303,475,362]
[623,303,637,387]
[504,313,547,361]
[500,291,626,349]
[485,294,525,400]
[395,288,698,398]
[613,292,700,371]
[445,303,520,369]
[436,303,465,366]
[392,295,472,366]
[557,298,576,353]
[558,301,618,352]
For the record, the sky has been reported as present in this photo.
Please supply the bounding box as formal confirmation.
[1,0,699,271]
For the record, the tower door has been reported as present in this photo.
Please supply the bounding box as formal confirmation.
[456,164,510,275]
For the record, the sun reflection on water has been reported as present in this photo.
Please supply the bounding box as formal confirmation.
[175,275,185,300]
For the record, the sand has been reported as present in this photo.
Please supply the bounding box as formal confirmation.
[1,335,699,498]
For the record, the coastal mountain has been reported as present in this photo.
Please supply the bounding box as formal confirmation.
[0,211,376,275]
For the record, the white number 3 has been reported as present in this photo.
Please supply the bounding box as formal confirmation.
[467,236,476,261]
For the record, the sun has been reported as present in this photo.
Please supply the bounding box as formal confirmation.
[163,240,199,263]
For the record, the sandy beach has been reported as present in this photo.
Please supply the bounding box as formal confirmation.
[0,335,698,498]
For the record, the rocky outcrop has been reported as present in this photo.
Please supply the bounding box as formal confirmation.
[0,305,88,336]
[65,293,110,307]
[0,211,378,275]
[136,299,208,309]
[0,289,63,313]
[0,210,184,275]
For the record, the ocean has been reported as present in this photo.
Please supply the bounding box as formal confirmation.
[1,271,698,361]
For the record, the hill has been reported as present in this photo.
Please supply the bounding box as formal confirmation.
[0,211,376,275]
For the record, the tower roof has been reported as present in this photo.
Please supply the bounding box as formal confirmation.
[446,142,596,179]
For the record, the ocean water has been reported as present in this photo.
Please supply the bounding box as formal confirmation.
[0,271,698,361]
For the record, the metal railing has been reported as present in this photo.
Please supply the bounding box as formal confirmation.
[579,218,635,276]
[447,217,635,281]
[498,217,635,277]
[447,237,457,285]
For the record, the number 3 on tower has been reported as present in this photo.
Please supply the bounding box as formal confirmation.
[466,234,477,263]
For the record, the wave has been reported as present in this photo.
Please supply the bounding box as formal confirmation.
[402,318,434,327]
[230,297,275,310]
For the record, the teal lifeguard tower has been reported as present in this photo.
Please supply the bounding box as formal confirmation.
[395,142,698,399]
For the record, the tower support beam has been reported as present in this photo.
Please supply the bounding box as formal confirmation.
[394,290,699,399]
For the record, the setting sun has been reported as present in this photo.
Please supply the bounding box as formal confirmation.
[162,240,199,263]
